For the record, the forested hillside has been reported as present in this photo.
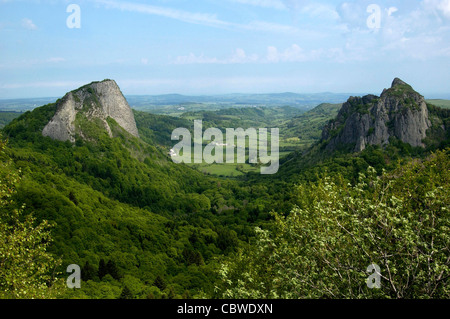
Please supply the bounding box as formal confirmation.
[0,99,280,298]
[0,79,448,299]
[217,149,449,299]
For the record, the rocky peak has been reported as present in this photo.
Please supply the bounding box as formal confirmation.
[391,77,408,87]
[321,78,431,152]
[42,80,139,142]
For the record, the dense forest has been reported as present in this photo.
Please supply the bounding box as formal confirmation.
[0,92,449,299]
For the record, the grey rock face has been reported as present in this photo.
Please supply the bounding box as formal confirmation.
[322,78,431,152]
[43,80,139,142]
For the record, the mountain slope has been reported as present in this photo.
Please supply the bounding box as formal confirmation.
[1,78,448,299]
[1,80,274,298]
[282,103,342,148]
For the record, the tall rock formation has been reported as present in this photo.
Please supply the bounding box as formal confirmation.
[321,78,432,152]
[42,80,139,142]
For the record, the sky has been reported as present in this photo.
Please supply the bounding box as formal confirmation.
[0,0,449,98]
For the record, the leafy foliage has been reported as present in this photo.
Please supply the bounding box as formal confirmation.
[0,137,62,299]
[0,105,263,299]
[1,94,449,300]
[216,150,449,299]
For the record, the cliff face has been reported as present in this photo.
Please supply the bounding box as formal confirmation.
[322,78,431,152]
[42,80,139,142]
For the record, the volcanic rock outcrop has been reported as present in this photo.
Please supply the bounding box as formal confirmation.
[43,79,139,142]
[321,78,431,152]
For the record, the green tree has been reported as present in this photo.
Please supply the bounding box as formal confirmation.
[217,150,449,299]
[0,138,61,299]
[119,285,134,299]
[98,259,107,280]
[81,261,97,281]
[153,275,166,291]
[106,260,121,280]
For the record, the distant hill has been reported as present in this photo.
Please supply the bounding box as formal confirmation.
[0,97,58,112]
[126,92,354,110]
[0,92,363,116]
[426,99,450,109]
[1,78,449,299]
[282,103,342,149]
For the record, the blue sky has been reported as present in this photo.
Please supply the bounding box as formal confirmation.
[0,0,449,98]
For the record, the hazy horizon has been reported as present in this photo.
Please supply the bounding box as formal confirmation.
[1,89,449,101]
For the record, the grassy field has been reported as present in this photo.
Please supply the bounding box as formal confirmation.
[427,99,450,109]
[167,103,343,177]
[181,135,279,177]
[193,163,247,177]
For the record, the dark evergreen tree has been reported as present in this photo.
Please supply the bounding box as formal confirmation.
[167,287,175,300]
[81,261,96,281]
[182,248,204,266]
[153,275,166,290]
[98,259,107,280]
[106,260,121,280]
[68,191,78,206]
[182,290,191,299]
[119,285,133,299]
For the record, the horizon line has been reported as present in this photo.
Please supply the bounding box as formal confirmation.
[2,92,450,101]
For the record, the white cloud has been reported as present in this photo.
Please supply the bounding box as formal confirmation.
[47,57,66,63]
[173,44,351,65]
[229,48,259,63]
[266,46,279,63]
[301,3,339,21]
[95,0,298,34]
[96,0,226,28]
[21,18,37,30]
[387,7,398,16]
[264,44,357,63]
[173,53,220,65]
[173,48,259,65]
[243,20,297,33]
[439,0,450,17]
[265,45,311,62]
[281,0,309,12]
[228,0,311,12]
[334,1,450,62]
[378,1,450,59]
[230,0,338,26]
[423,0,450,18]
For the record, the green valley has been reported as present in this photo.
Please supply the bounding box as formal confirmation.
[0,79,449,300]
